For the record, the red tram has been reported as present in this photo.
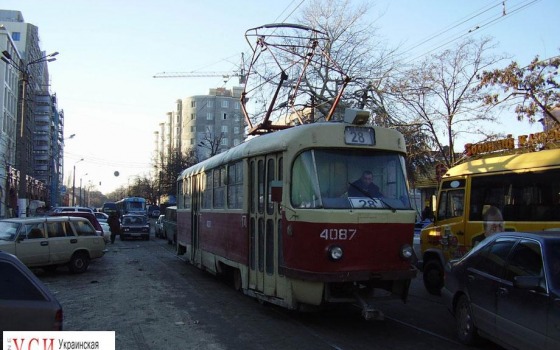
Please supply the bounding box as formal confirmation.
[175,112,417,319]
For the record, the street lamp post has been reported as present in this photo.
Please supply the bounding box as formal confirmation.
[1,50,59,217]
[80,173,88,206]
[72,158,84,206]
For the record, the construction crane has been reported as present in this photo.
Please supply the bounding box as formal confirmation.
[153,53,246,84]
[152,71,245,84]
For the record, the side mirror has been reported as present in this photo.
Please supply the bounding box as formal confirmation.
[514,275,542,290]
[270,181,283,202]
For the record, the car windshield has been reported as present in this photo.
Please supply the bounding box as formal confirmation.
[0,221,20,241]
[290,149,412,210]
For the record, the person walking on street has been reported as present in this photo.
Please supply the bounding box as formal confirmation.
[108,212,121,244]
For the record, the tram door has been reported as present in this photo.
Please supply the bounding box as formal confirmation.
[190,173,202,266]
[248,154,282,296]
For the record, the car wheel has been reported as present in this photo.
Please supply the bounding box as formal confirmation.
[68,252,90,274]
[423,259,444,295]
[455,295,480,345]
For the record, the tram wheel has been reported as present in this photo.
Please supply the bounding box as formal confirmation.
[233,269,242,291]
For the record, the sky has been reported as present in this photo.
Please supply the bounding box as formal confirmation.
[2,0,558,194]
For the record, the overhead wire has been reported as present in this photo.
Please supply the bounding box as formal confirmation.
[404,0,542,65]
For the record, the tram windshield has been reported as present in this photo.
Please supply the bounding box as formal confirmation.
[290,149,412,210]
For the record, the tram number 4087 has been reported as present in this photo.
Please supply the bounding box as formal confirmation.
[320,228,357,240]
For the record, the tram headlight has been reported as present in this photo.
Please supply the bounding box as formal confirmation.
[327,245,343,261]
[400,244,413,260]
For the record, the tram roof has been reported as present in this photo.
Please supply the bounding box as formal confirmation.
[444,147,560,177]
[179,122,405,179]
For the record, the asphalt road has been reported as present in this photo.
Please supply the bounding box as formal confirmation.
[34,229,501,350]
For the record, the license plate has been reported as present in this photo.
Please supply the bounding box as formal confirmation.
[344,126,375,145]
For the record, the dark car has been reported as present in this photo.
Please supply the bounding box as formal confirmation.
[120,214,150,241]
[0,251,63,330]
[162,206,177,245]
[443,231,560,349]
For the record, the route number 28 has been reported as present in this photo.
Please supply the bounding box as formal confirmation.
[319,228,357,240]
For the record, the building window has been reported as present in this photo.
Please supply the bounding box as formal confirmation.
[207,100,214,108]
[221,138,228,146]
[190,126,195,132]
[12,32,21,41]
[233,139,240,146]
[223,113,227,120]
[234,126,240,134]
[191,113,195,120]
[221,100,229,108]
[234,101,240,110]
[221,125,228,133]
[191,100,196,108]
[207,113,213,120]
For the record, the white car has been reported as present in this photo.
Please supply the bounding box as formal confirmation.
[94,212,111,243]
[52,206,94,214]
[155,214,165,238]
[0,216,106,273]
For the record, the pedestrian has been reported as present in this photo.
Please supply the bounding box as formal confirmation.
[108,211,121,244]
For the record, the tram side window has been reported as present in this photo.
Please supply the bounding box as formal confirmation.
[227,161,243,209]
[437,189,465,220]
[183,177,191,209]
[177,178,185,209]
[202,171,212,209]
[213,167,226,208]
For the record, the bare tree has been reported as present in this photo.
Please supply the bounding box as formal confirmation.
[477,54,560,125]
[391,38,505,167]
[198,129,225,158]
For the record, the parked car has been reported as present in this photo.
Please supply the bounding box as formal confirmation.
[49,212,109,243]
[147,205,161,218]
[0,251,63,330]
[162,206,177,245]
[443,231,560,349]
[154,214,165,238]
[0,216,106,273]
[94,212,111,243]
[94,212,109,222]
[52,206,94,214]
[120,214,150,241]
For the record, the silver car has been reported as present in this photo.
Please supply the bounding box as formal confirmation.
[0,216,106,273]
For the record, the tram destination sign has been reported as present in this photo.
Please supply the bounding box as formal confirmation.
[344,126,375,146]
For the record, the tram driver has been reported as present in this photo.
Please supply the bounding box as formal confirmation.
[348,170,383,198]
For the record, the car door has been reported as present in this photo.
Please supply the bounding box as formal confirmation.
[15,223,50,267]
[46,220,75,264]
[466,238,516,336]
[496,239,548,349]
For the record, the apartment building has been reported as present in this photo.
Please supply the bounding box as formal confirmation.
[0,10,64,216]
[154,86,246,164]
